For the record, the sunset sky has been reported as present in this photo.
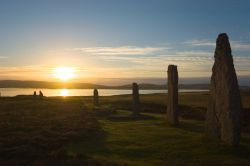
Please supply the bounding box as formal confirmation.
[0,0,250,84]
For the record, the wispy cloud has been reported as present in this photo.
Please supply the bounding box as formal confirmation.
[184,40,215,47]
[96,50,213,64]
[72,46,168,55]
[0,56,8,59]
[175,51,212,57]
[0,66,50,75]
[185,39,250,51]
[1,42,249,80]
[231,41,250,50]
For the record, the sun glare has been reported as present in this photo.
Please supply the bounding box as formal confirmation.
[53,67,76,81]
[60,89,69,97]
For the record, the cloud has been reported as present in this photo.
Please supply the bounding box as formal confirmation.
[89,50,214,77]
[185,39,250,51]
[1,42,249,80]
[98,50,213,64]
[175,51,212,57]
[89,48,250,77]
[0,66,49,75]
[231,41,250,50]
[0,56,8,59]
[72,46,167,55]
[184,40,215,47]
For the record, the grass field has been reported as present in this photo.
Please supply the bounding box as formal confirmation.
[0,92,250,165]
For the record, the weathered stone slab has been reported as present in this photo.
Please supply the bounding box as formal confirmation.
[206,33,242,146]
[132,83,140,115]
[166,65,179,125]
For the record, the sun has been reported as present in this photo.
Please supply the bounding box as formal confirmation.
[60,89,69,96]
[53,67,76,81]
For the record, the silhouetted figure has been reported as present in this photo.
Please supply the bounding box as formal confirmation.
[33,91,37,97]
[166,65,179,126]
[39,90,44,99]
[93,88,99,106]
[206,33,242,146]
[132,82,140,115]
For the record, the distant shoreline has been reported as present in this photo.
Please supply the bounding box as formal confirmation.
[0,80,210,89]
[0,80,249,90]
[0,89,209,97]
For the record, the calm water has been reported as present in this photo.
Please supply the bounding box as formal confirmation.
[0,88,208,97]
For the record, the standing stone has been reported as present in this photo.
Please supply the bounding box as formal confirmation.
[93,88,99,106]
[166,65,179,125]
[132,83,140,115]
[206,33,242,146]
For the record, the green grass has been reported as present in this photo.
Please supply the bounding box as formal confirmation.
[66,110,250,166]
[1,92,250,165]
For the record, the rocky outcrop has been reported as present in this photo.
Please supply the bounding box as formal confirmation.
[206,33,242,146]
[93,88,99,106]
[132,83,140,115]
[166,65,179,125]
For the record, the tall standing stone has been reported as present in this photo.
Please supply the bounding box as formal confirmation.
[166,65,179,125]
[132,83,140,115]
[93,88,99,106]
[206,33,242,146]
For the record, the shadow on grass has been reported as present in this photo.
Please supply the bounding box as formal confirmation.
[141,102,166,114]
[64,130,123,165]
[229,145,250,159]
[107,113,157,122]
[179,105,206,121]
[190,131,250,160]
[92,108,117,117]
[177,120,204,133]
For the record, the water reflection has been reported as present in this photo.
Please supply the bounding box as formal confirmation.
[60,89,69,97]
[0,88,208,97]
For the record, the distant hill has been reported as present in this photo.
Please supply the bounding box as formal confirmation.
[0,80,107,89]
[0,80,249,90]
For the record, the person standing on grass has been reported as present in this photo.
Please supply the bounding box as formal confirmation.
[39,90,43,99]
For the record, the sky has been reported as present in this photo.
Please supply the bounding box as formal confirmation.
[0,0,250,84]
